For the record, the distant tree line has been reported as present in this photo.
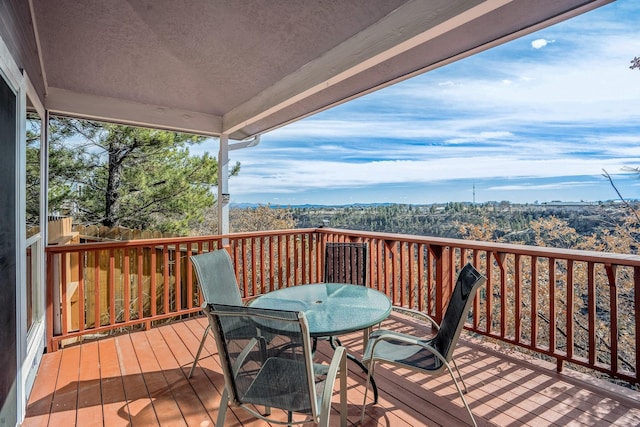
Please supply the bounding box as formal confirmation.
[292,202,635,249]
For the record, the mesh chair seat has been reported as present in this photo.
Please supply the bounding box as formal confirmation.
[360,263,486,427]
[188,249,247,378]
[363,330,441,371]
[209,304,347,427]
[243,358,318,412]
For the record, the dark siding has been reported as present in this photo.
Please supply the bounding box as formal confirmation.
[0,72,17,426]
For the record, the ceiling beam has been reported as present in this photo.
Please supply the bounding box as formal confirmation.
[221,0,510,135]
[45,87,223,136]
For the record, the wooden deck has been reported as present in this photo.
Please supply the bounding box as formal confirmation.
[22,312,640,427]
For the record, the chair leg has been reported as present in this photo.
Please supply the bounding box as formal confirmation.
[339,354,347,427]
[362,326,372,349]
[452,358,468,394]
[444,361,477,427]
[257,337,272,417]
[188,324,210,378]
[217,388,230,426]
[360,360,376,424]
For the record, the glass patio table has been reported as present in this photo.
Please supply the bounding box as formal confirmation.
[250,282,392,402]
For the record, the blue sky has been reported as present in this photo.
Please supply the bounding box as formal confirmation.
[221,0,640,206]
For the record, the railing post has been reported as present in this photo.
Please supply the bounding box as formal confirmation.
[635,266,640,381]
[52,253,61,338]
[45,251,59,352]
[431,244,451,323]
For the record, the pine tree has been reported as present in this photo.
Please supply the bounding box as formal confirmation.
[47,118,239,234]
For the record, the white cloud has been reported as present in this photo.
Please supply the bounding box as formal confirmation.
[229,154,638,196]
[445,131,515,144]
[531,38,554,49]
[489,181,599,191]
[225,1,640,205]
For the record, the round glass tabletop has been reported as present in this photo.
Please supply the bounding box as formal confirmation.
[250,283,392,337]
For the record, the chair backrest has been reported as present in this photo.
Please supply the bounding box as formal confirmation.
[324,242,367,285]
[433,263,486,362]
[206,303,319,416]
[190,249,242,306]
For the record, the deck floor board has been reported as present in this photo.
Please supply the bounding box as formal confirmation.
[23,313,640,427]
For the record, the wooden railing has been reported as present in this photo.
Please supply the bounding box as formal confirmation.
[45,228,640,386]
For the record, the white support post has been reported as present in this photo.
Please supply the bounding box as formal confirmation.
[217,134,259,241]
[218,134,230,238]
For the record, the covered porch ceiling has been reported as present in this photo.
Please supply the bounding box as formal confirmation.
[25,0,612,140]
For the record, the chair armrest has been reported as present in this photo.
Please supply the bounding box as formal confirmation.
[391,306,440,331]
[368,332,445,364]
[369,331,425,347]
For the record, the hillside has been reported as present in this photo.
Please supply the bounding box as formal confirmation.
[291,201,633,246]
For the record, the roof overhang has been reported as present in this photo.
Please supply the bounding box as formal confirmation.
[25,0,613,140]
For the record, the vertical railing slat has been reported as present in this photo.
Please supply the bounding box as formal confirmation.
[163,245,169,315]
[94,250,101,328]
[186,244,193,310]
[634,266,640,380]
[514,254,521,343]
[301,234,307,285]
[150,246,157,318]
[398,242,404,306]
[294,234,300,285]
[124,249,130,323]
[268,236,275,291]
[485,252,493,334]
[497,252,506,338]
[251,238,257,296]
[260,237,266,293]
[473,250,481,329]
[606,264,618,374]
[531,256,538,348]
[409,243,415,309]
[587,262,596,366]
[566,260,574,361]
[391,242,398,303]
[433,245,448,323]
[240,239,248,296]
[109,249,115,325]
[549,258,556,354]
[377,240,384,294]
[277,235,284,289]
[417,243,425,312]
[285,235,291,286]
[174,245,181,312]
[78,251,85,332]
[137,247,144,320]
[61,252,68,335]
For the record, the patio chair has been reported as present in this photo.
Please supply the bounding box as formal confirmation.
[318,242,369,350]
[324,242,367,285]
[187,249,246,378]
[360,263,486,426]
[208,303,347,427]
